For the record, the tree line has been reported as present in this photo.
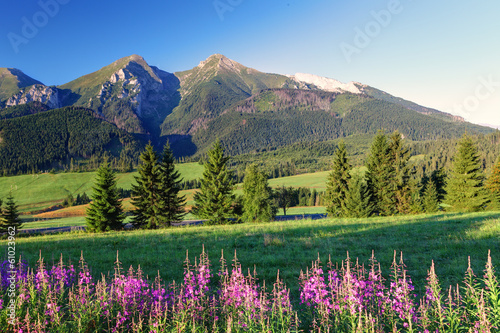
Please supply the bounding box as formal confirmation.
[325,131,500,217]
[83,131,500,232]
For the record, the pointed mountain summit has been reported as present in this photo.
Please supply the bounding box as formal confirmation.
[59,55,180,135]
[0,68,43,102]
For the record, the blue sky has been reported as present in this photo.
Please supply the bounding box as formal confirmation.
[1,0,499,126]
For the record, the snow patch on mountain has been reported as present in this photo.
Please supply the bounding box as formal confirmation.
[288,73,361,94]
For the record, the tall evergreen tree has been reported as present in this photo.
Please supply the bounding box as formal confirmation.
[343,173,374,218]
[366,131,396,216]
[242,164,277,222]
[86,161,125,232]
[444,134,488,212]
[158,142,187,226]
[422,178,440,213]
[131,143,162,229]
[0,193,22,232]
[486,156,500,210]
[325,141,351,217]
[192,140,235,225]
[388,131,413,214]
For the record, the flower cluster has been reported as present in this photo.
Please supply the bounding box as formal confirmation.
[0,250,498,332]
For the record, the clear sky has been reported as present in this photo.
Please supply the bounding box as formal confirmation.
[1,0,499,127]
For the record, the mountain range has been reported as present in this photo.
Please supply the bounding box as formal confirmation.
[0,54,493,173]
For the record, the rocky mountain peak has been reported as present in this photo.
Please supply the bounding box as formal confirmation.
[197,54,245,74]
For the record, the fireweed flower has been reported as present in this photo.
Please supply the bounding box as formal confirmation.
[1,250,498,332]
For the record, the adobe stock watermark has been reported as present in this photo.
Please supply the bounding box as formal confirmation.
[213,0,243,22]
[7,0,71,54]
[340,0,406,64]
[448,75,500,119]
[6,227,17,325]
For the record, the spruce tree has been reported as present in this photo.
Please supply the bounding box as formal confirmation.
[366,131,396,216]
[242,164,277,222]
[343,173,374,218]
[192,140,235,225]
[158,142,186,226]
[444,134,488,212]
[388,131,413,214]
[86,161,125,232]
[131,143,162,229]
[486,156,500,209]
[325,141,351,217]
[422,178,440,213]
[0,193,22,232]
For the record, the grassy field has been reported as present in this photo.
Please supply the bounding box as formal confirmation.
[6,211,499,301]
[1,164,329,219]
[0,163,204,212]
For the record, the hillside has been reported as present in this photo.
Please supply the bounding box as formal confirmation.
[59,55,181,135]
[0,106,143,174]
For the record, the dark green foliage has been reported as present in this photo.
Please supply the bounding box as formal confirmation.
[158,142,186,226]
[0,193,22,232]
[62,194,74,208]
[86,161,125,232]
[486,157,500,209]
[275,185,295,216]
[422,178,440,213]
[242,164,276,222]
[0,101,50,119]
[0,106,142,175]
[131,143,162,229]
[343,173,374,218]
[444,134,488,212]
[74,193,91,206]
[169,88,493,158]
[388,131,413,214]
[366,131,396,216]
[325,141,351,217]
[192,140,235,225]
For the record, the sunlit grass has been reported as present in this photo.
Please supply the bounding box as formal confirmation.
[7,211,500,302]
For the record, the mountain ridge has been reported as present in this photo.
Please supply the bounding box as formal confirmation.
[0,54,493,160]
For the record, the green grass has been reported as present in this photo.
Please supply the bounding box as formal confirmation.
[21,216,87,229]
[0,163,203,212]
[7,211,500,301]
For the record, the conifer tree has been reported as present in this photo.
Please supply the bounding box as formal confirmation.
[486,156,500,209]
[242,164,277,222]
[0,193,23,232]
[158,142,186,226]
[366,131,396,216]
[444,134,488,212]
[325,141,351,217]
[422,178,440,213]
[343,173,374,218]
[192,140,235,225]
[86,161,125,232]
[131,143,162,229]
[388,131,413,214]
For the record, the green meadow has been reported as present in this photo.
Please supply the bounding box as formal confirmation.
[8,211,500,300]
[0,163,204,212]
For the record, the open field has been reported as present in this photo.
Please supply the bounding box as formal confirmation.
[0,163,204,212]
[1,165,329,218]
[6,211,499,300]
